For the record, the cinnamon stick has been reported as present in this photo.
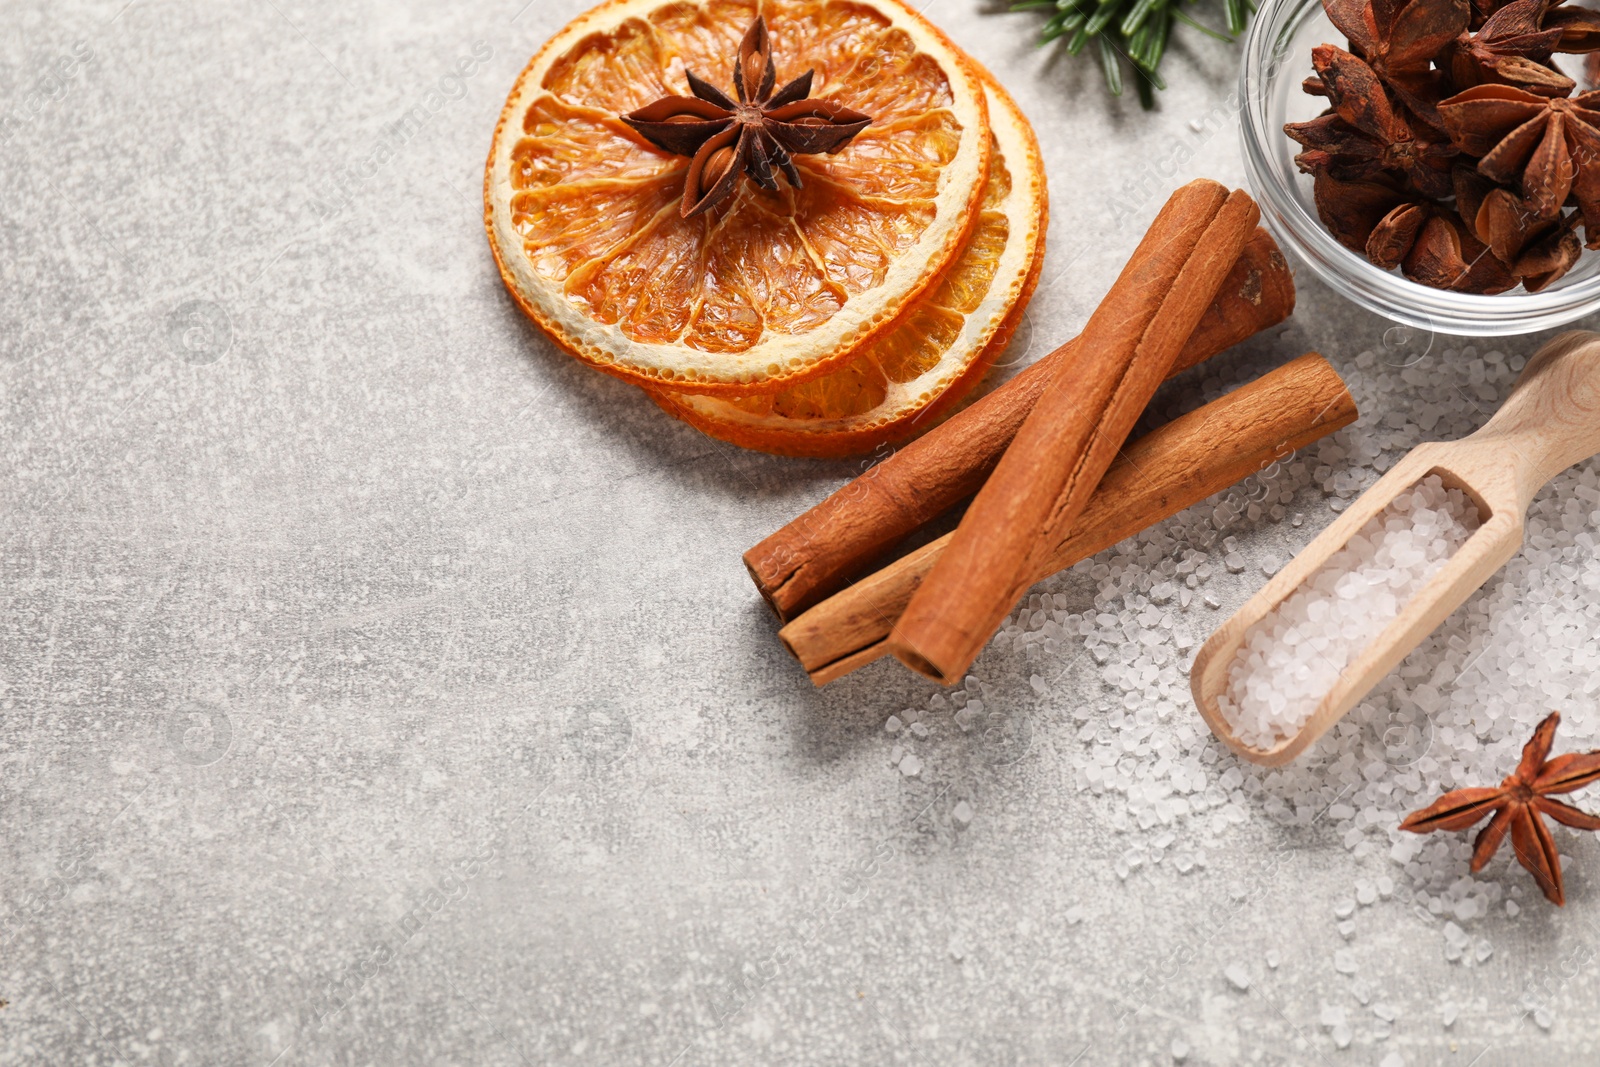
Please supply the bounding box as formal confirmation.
[888,181,1261,683]
[744,228,1294,622]
[780,353,1358,684]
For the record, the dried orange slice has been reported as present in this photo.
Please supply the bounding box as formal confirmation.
[648,77,1047,457]
[484,0,991,394]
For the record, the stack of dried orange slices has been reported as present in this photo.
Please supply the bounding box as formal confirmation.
[484,0,1048,457]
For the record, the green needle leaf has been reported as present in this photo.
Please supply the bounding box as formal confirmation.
[1171,8,1234,41]
[1011,0,1250,107]
[1138,9,1171,69]
[1120,0,1161,37]
[1225,0,1247,34]
[1127,22,1151,56]
[1085,2,1124,36]
[1097,35,1124,96]
[1041,10,1087,40]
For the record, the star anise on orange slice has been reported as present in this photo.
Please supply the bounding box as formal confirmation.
[1401,712,1600,905]
[1325,0,1469,126]
[1438,84,1600,233]
[1449,0,1573,97]
[619,16,871,218]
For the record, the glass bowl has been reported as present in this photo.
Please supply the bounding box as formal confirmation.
[1238,0,1600,335]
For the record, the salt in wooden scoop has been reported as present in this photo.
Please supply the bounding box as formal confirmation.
[1192,330,1600,766]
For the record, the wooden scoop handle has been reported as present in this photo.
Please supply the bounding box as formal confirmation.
[1467,331,1600,504]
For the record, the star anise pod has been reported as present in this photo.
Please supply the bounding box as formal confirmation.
[1438,84,1600,236]
[1454,162,1556,264]
[1312,171,1422,251]
[1451,159,1500,232]
[1325,0,1468,127]
[1466,0,1517,31]
[1293,46,1457,196]
[1308,171,1444,269]
[1401,712,1600,905]
[1370,199,1437,267]
[1476,184,1560,259]
[1401,207,1520,289]
[1449,0,1574,97]
[1546,4,1600,54]
[1462,183,1584,289]
[620,17,871,218]
[1515,208,1585,289]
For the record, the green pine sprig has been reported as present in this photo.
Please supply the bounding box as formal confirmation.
[1009,0,1254,108]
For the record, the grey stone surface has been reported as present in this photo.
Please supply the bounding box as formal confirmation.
[4,1,1600,1065]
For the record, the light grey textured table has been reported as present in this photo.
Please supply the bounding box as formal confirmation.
[6,2,1600,1065]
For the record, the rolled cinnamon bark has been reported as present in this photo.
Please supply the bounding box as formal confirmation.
[887,181,1262,683]
[744,228,1293,623]
[781,353,1358,685]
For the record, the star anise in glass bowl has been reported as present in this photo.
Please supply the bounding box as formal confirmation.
[1448,0,1573,96]
[1278,0,1600,295]
[1287,44,1458,197]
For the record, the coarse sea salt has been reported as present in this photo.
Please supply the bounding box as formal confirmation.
[1216,475,1480,749]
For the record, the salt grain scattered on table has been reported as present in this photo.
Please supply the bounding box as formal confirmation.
[952,800,973,828]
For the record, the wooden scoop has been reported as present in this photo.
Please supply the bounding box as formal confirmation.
[1192,331,1600,766]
